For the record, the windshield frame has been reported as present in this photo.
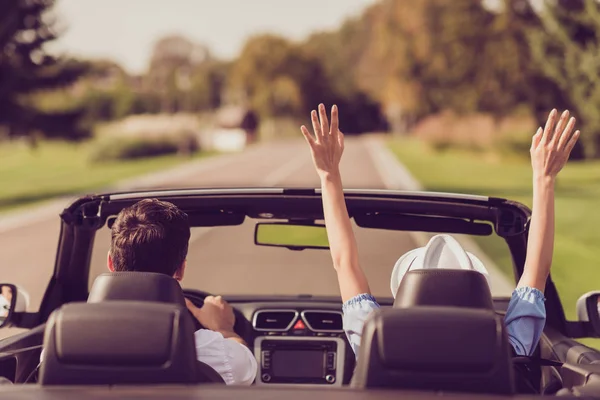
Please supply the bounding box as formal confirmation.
[37,187,572,336]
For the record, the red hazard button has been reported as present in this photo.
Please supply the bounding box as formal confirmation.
[293,319,306,330]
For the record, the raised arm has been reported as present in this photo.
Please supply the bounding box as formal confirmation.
[301,104,370,302]
[518,109,580,292]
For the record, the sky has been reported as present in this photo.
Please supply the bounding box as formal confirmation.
[48,0,377,75]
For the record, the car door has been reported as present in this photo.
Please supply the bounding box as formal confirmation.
[537,283,600,395]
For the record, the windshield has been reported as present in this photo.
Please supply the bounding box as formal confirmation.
[89,219,514,298]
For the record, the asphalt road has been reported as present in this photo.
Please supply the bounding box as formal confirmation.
[0,136,421,314]
[88,137,419,300]
[0,135,519,341]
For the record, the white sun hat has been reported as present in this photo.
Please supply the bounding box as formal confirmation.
[390,234,490,298]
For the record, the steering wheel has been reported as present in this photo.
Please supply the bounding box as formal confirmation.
[183,290,212,331]
[183,289,249,337]
[184,289,212,308]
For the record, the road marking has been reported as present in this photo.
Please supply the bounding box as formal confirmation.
[363,135,514,296]
[364,137,423,192]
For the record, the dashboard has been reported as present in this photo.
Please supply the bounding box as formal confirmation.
[183,290,512,388]
[252,309,346,387]
[183,291,356,387]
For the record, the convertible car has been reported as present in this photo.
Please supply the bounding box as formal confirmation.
[0,187,600,399]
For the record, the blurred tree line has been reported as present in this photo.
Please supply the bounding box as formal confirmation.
[0,0,90,142]
[275,0,600,159]
[4,0,600,158]
[70,35,229,123]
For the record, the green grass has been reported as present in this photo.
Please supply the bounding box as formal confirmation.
[0,140,213,214]
[388,138,600,347]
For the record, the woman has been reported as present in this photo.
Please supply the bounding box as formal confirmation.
[301,104,580,358]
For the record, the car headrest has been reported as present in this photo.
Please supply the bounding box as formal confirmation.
[393,269,494,309]
[88,272,186,306]
[39,301,219,385]
[351,307,515,394]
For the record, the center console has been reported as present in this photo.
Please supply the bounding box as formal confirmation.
[252,309,347,387]
[254,336,345,386]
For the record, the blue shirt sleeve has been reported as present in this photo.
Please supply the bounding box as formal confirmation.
[503,286,546,356]
[342,293,381,358]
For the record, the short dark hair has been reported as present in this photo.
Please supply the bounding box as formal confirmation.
[110,199,190,276]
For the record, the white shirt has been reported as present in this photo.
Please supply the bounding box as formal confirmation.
[194,329,257,385]
[39,329,258,385]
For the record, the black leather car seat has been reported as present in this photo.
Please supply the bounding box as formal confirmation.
[350,306,515,394]
[350,268,515,394]
[394,268,545,393]
[88,272,186,306]
[393,269,494,309]
[84,272,224,384]
[38,301,223,385]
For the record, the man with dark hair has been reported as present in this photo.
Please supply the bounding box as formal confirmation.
[40,198,257,385]
[108,199,191,278]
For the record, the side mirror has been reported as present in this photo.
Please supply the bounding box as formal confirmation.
[577,291,600,335]
[0,284,29,328]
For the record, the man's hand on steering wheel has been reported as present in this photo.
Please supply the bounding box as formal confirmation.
[185,295,249,347]
[185,296,239,337]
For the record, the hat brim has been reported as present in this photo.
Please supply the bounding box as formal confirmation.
[390,235,490,298]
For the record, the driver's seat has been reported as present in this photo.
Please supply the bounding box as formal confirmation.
[86,272,224,384]
[39,301,218,385]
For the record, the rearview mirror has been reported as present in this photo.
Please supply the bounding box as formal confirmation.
[254,222,329,250]
[0,284,29,328]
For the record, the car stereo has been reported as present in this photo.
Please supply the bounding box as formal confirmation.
[254,336,345,387]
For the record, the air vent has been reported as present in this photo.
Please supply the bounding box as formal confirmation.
[253,310,298,331]
[301,311,344,332]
